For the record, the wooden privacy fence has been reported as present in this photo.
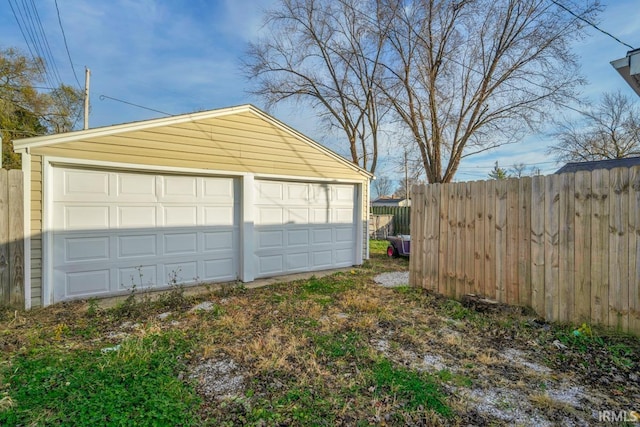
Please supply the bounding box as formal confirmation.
[409,167,640,335]
[370,206,411,235]
[0,169,24,307]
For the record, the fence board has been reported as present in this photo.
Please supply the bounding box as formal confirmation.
[574,171,592,323]
[544,175,560,322]
[609,168,629,331]
[427,184,440,291]
[8,170,24,306]
[530,176,545,316]
[484,180,496,300]
[464,182,475,295]
[409,185,424,288]
[438,184,449,296]
[518,177,532,306]
[473,181,485,297]
[455,183,465,298]
[0,170,7,304]
[506,179,519,304]
[558,173,575,323]
[448,185,457,296]
[630,166,640,333]
[495,180,508,302]
[591,169,610,326]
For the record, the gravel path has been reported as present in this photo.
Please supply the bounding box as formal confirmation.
[373,271,409,287]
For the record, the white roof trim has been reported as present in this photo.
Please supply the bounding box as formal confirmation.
[13,104,372,178]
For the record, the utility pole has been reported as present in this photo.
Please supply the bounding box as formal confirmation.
[404,149,409,200]
[83,67,90,130]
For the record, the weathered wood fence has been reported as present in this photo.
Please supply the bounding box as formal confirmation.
[410,167,640,335]
[370,206,411,235]
[0,169,24,307]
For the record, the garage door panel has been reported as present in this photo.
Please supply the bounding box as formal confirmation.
[65,269,110,297]
[312,208,331,224]
[117,173,156,202]
[334,185,354,203]
[203,230,235,252]
[256,181,283,202]
[312,250,332,268]
[162,176,197,200]
[118,206,157,228]
[257,207,283,225]
[312,228,332,244]
[203,206,235,226]
[63,236,110,262]
[164,232,198,255]
[203,258,236,280]
[335,226,355,242]
[203,178,235,199]
[119,265,157,289]
[118,234,158,258]
[164,206,197,226]
[287,253,309,270]
[334,208,353,223]
[287,229,309,246]
[54,168,110,201]
[287,183,309,202]
[287,208,309,224]
[58,205,110,231]
[257,229,283,249]
[335,248,354,264]
[259,255,283,275]
[164,261,198,284]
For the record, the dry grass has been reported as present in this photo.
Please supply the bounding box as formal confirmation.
[1,241,639,426]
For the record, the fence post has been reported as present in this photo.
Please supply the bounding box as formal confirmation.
[9,170,24,306]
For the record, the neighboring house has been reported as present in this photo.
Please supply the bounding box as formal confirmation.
[555,156,640,174]
[371,197,411,207]
[13,104,372,308]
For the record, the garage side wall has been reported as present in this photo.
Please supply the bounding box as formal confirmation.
[30,155,43,307]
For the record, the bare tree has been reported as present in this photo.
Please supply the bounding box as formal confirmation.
[548,91,640,162]
[244,0,391,173]
[245,0,598,181]
[372,175,393,198]
[379,0,599,183]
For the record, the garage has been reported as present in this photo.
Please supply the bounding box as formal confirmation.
[14,105,371,307]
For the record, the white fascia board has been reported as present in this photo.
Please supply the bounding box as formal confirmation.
[42,157,251,178]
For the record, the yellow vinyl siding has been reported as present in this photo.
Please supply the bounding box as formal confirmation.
[30,154,43,307]
[29,113,364,181]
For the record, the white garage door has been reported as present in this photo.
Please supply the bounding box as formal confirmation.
[51,167,239,302]
[254,180,356,277]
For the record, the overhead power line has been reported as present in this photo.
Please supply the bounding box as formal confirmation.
[99,95,173,116]
[54,0,82,90]
[549,0,635,50]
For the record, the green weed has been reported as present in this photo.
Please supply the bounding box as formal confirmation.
[0,331,200,426]
[371,359,452,417]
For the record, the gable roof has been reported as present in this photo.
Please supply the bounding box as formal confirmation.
[13,104,372,179]
[555,157,640,174]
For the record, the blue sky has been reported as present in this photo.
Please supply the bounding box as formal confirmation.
[1,0,640,186]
